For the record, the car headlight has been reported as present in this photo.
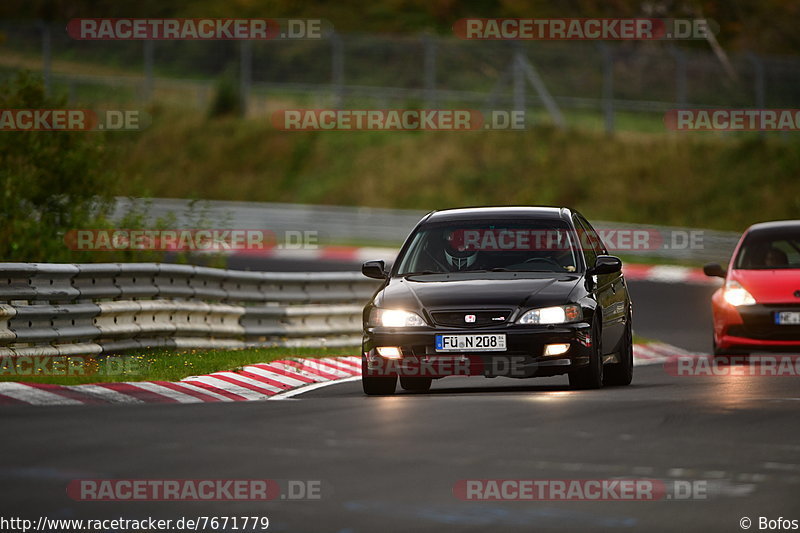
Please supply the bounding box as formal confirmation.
[369,308,427,327]
[723,280,756,306]
[518,304,582,325]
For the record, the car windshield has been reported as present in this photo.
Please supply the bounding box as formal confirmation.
[734,229,800,269]
[395,220,580,275]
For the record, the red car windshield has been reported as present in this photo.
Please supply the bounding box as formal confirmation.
[735,230,800,270]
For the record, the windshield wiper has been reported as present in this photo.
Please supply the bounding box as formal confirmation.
[403,270,439,276]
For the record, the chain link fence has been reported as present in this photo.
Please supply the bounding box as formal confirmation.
[2,21,800,132]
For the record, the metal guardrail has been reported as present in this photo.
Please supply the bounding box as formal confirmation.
[112,197,427,245]
[0,263,380,357]
[115,197,742,264]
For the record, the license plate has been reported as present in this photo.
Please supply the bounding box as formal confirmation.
[435,334,506,352]
[775,311,800,325]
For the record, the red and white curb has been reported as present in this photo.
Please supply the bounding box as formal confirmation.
[233,247,718,286]
[633,342,694,365]
[0,344,698,406]
[622,264,716,285]
[0,357,362,406]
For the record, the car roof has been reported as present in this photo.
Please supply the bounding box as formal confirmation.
[423,206,574,224]
[746,220,800,237]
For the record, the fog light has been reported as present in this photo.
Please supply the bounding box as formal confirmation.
[377,346,402,359]
[544,343,570,356]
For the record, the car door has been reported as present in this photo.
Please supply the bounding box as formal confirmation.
[575,215,626,354]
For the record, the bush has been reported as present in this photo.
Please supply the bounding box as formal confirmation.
[0,72,229,266]
[0,71,115,262]
[208,74,241,118]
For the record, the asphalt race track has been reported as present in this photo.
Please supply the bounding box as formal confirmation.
[1,260,797,533]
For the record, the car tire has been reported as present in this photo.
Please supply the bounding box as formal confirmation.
[399,376,432,392]
[362,375,397,395]
[362,356,397,395]
[712,337,747,364]
[712,336,730,356]
[569,321,603,390]
[712,338,730,365]
[603,317,633,386]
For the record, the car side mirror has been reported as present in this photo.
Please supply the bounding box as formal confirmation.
[362,260,387,280]
[588,255,622,276]
[703,262,727,278]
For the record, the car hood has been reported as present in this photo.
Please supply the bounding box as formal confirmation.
[732,269,800,304]
[374,272,583,312]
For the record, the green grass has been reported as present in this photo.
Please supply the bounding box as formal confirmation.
[0,346,358,386]
[0,331,665,387]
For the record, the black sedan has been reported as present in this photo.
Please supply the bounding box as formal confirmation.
[360,206,633,395]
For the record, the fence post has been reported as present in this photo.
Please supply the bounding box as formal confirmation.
[239,40,252,116]
[40,21,52,97]
[331,32,344,109]
[485,64,512,112]
[598,43,614,134]
[749,52,765,108]
[143,40,154,102]
[517,54,566,129]
[423,34,437,109]
[668,45,687,106]
[512,43,525,113]
[749,52,765,138]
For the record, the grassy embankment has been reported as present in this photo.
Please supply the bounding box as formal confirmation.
[0,346,356,385]
[110,109,800,237]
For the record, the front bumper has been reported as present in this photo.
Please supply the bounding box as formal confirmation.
[716,303,800,352]
[362,323,593,378]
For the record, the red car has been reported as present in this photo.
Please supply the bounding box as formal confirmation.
[704,220,800,356]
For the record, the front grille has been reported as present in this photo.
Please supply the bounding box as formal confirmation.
[735,305,800,340]
[430,309,512,328]
[728,325,800,341]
